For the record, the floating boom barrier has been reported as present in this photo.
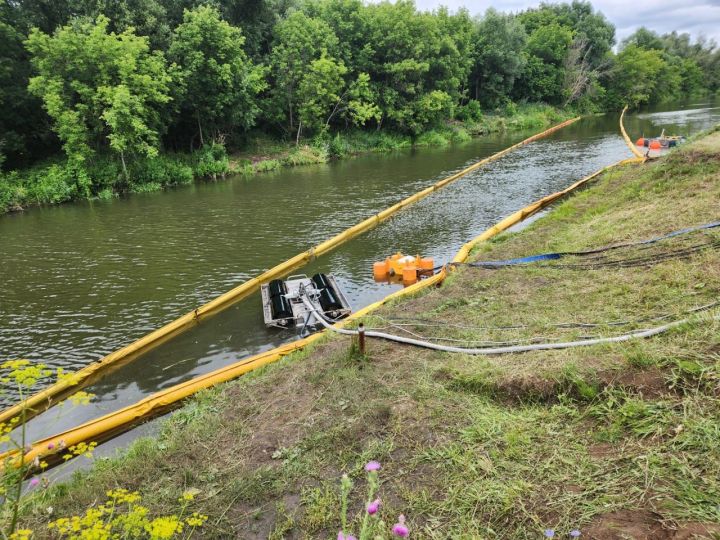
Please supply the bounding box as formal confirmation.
[1,154,645,472]
[0,116,581,428]
[620,105,647,159]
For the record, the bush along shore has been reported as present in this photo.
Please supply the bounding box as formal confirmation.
[12,129,720,537]
[0,103,571,215]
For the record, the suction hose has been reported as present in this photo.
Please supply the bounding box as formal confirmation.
[301,297,717,355]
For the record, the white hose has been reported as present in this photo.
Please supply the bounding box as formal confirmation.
[301,297,717,355]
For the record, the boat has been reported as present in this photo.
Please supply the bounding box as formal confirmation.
[261,273,352,330]
[636,129,686,150]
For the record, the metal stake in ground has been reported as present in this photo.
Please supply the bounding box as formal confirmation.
[358,323,366,355]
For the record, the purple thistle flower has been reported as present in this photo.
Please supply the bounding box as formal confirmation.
[570,531,581,538]
[28,477,40,488]
[392,515,409,537]
[337,531,356,540]
[367,498,381,515]
[365,460,381,472]
[47,442,55,450]
[545,530,555,538]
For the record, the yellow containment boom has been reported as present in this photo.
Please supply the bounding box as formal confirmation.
[620,106,646,159]
[1,155,645,472]
[0,116,581,427]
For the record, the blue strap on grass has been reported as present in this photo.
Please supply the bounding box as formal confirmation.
[472,220,720,268]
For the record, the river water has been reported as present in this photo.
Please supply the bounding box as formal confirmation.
[1,103,718,465]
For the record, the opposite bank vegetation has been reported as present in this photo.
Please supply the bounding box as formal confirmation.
[14,128,720,537]
[0,104,571,215]
[2,0,719,215]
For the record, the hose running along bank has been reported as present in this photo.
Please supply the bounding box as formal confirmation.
[304,296,720,355]
[1,155,645,472]
[0,116,581,428]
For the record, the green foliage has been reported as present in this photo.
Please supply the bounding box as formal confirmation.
[169,5,265,146]
[26,16,171,168]
[190,143,230,178]
[604,44,667,108]
[455,100,483,122]
[298,52,348,133]
[269,11,340,134]
[471,8,527,107]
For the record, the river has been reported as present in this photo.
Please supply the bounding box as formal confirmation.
[1,102,718,473]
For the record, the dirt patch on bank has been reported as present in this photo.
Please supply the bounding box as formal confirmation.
[584,509,720,539]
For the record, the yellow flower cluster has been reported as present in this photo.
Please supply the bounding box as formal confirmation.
[9,529,33,540]
[44,488,208,539]
[62,441,98,461]
[0,417,20,443]
[185,512,208,528]
[107,488,141,504]
[1,359,52,388]
[145,516,183,539]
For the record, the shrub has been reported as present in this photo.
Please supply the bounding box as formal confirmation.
[283,145,328,166]
[415,129,450,147]
[254,159,281,173]
[456,100,483,122]
[192,143,229,179]
[26,164,80,205]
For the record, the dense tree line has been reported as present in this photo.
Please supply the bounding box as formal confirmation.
[1,0,719,175]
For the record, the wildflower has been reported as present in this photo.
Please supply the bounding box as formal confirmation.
[47,442,55,450]
[180,487,200,502]
[365,461,381,472]
[28,477,40,488]
[570,530,581,538]
[392,515,409,537]
[338,532,357,540]
[185,512,208,527]
[9,529,33,540]
[145,516,183,539]
[545,530,555,538]
[367,498,381,515]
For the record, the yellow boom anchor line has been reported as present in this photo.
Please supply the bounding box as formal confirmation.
[1,155,645,472]
[0,117,581,427]
[620,105,646,159]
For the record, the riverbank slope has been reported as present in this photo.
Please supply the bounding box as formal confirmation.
[21,129,720,538]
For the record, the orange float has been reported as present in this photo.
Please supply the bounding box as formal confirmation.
[373,253,435,286]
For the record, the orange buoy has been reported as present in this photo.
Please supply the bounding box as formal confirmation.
[419,257,434,271]
[373,261,389,280]
[649,140,661,150]
[402,267,417,284]
[635,138,645,146]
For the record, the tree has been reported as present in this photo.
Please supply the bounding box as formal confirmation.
[297,52,348,136]
[26,16,171,174]
[169,5,265,148]
[514,22,573,104]
[268,11,340,136]
[622,27,664,51]
[604,44,666,108]
[470,8,526,107]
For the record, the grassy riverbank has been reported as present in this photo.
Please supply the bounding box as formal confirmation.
[18,129,720,538]
[0,104,571,215]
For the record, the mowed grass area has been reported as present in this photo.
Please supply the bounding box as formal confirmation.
[22,130,720,538]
